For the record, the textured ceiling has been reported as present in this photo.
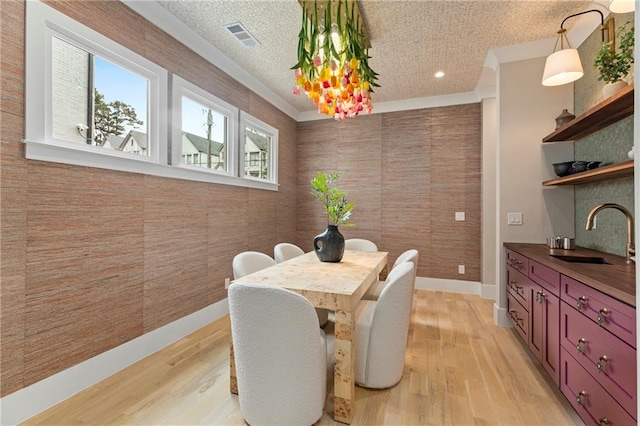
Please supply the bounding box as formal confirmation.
[156,0,595,113]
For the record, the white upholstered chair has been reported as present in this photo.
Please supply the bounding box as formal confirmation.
[363,249,419,301]
[344,238,378,252]
[273,243,330,327]
[354,261,415,389]
[232,251,276,280]
[273,242,305,264]
[228,282,327,425]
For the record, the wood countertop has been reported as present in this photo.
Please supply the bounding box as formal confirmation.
[504,243,636,307]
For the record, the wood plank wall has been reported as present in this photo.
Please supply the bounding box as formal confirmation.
[0,0,298,396]
[296,104,482,282]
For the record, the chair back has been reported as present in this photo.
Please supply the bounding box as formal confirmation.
[232,251,276,279]
[228,282,327,425]
[393,249,419,286]
[364,261,415,387]
[274,242,305,264]
[344,238,378,252]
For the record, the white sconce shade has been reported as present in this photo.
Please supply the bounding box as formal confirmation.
[542,48,584,86]
[609,0,635,13]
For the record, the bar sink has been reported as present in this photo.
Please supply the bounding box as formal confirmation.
[550,254,611,264]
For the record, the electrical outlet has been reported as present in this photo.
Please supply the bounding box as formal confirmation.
[455,212,465,221]
[224,277,230,289]
[458,265,465,274]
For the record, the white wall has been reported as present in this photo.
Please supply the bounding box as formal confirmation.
[494,57,575,322]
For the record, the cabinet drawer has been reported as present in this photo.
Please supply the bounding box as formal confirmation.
[560,301,636,418]
[561,275,636,348]
[507,266,530,308]
[561,347,636,425]
[529,260,560,296]
[507,292,528,343]
[506,250,528,275]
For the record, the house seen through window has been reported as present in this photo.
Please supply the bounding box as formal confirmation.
[52,36,149,156]
[244,127,271,180]
[180,96,227,171]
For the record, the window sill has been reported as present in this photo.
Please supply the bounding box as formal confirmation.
[24,140,278,191]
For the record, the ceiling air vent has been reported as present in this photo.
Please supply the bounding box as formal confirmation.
[224,22,260,48]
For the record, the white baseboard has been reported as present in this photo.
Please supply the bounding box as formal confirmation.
[493,302,511,327]
[0,299,229,426]
[415,276,495,300]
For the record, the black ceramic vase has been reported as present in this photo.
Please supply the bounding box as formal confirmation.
[313,225,345,262]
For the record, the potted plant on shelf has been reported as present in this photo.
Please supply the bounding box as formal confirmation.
[594,22,634,98]
[310,171,354,262]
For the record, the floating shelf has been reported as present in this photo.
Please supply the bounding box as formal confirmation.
[543,160,634,186]
[543,84,634,143]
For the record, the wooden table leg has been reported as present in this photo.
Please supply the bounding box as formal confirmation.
[333,309,354,424]
[230,340,238,394]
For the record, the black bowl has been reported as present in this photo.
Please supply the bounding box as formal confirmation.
[570,161,589,174]
[553,161,574,177]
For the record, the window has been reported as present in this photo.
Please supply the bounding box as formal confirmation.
[25,1,167,171]
[26,1,277,191]
[171,76,238,178]
[240,111,278,184]
[51,37,149,156]
[171,77,278,189]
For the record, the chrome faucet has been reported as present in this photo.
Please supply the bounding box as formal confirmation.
[585,203,635,264]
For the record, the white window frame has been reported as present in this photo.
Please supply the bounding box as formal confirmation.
[171,76,239,178]
[240,111,279,185]
[23,1,278,191]
[25,1,168,172]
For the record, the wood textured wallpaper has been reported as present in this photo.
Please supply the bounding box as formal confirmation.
[296,104,482,282]
[0,0,298,396]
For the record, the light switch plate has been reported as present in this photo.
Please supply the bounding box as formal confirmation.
[455,212,465,221]
[507,212,523,226]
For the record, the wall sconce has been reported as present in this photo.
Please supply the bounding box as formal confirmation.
[609,0,635,13]
[542,9,612,87]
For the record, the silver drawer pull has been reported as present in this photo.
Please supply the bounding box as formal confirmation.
[535,290,546,304]
[577,296,587,311]
[597,307,609,325]
[576,390,587,405]
[576,338,586,354]
[599,417,609,425]
[508,310,523,327]
[596,355,609,373]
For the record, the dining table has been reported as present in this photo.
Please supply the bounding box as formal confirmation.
[229,249,388,424]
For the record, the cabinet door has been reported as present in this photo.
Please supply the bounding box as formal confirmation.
[507,292,528,343]
[530,283,560,386]
[507,266,530,307]
[561,347,636,425]
[561,275,636,348]
[561,301,637,418]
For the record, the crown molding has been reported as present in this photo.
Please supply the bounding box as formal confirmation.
[120,0,300,120]
[123,0,609,124]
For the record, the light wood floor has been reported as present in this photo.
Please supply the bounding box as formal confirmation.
[24,291,582,425]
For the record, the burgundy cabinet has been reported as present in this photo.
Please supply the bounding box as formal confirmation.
[561,275,636,348]
[560,278,637,421]
[506,250,560,385]
[561,347,635,426]
[505,247,636,424]
[530,282,560,386]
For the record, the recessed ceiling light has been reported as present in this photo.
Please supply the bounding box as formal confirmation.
[434,71,445,78]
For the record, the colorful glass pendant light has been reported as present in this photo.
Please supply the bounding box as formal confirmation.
[292,0,379,120]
